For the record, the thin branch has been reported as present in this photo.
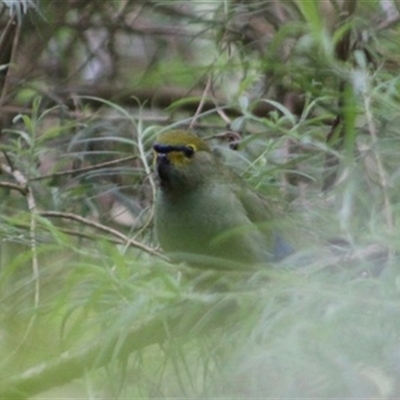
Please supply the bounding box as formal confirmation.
[0,180,28,194]
[0,160,41,373]
[0,104,170,123]
[29,155,138,182]
[39,211,164,259]
[189,74,213,130]
[63,21,198,38]
[1,84,275,119]
[0,162,40,306]
[12,219,132,247]
[215,105,232,126]
[27,184,39,306]
[145,2,200,21]
[0,13,20,108]
[378,13,400,29]
[131,127,157,244]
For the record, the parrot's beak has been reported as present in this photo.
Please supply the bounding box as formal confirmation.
[155,152,170,182]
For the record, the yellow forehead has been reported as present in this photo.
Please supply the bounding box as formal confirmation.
[156,130,210,152]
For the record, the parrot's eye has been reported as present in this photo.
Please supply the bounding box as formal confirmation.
[183,144,196,158]
[153,143,196,159]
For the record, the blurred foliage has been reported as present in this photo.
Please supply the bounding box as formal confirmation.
[1,0,400,398]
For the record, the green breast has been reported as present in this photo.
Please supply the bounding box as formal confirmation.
[155,184,270,270]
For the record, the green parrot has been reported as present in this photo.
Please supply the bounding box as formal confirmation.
[153,130,293,270]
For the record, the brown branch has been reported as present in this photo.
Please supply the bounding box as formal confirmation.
[0,13,19,108]
[0,84,275,120]
[63,21,197,38]
[0,161,165,260]
[0,105,171,124]
[50,84,274,118]
[13,219,141,248]
[378,11,400,30]
[145,2,200,21]
[0,162,40,307]
[0,180,28,194]
[189,74,213,130]
[39,211,164,259]
[29,155,137,182]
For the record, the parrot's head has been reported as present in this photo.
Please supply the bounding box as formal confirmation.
[153,130,217,191]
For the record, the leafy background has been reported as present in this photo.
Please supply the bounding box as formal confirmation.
[1,0,400,398]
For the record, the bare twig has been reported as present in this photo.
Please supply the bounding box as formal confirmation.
[131,126,157,244]
[39,211,164,258]
[0,162,40,306]
[0,13,20,108]
[189,74,213,130]
[0,160,41,371]
[0,104,171,124]
[0,179,28,194]
[29,155,137,182]
[215,106,231,126]
[378,13,400,29]
[64,21,197,38]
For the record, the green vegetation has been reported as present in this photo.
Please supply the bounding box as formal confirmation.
[0,0,400,398]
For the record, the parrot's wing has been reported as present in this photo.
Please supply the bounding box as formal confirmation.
[228,172,273,224]
[230,173,294,261]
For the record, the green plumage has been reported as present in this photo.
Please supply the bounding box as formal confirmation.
[153,130,291,270]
